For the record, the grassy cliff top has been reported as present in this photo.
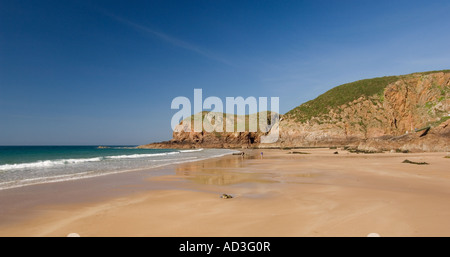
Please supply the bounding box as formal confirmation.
[285,70,450,123]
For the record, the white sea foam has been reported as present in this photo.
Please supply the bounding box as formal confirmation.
[0,152,180,171]
[106,152,179,159]
[0,157,103,171]
[0,149,238,191]
[179,148,203,153]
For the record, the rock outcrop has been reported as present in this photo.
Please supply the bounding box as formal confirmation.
[140,71,450,152]
[143,131,264,149]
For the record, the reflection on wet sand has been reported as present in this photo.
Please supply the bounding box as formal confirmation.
[175,156,275,185]
[176,155,245,173]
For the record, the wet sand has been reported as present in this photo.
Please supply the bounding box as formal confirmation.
[1,148,450,237]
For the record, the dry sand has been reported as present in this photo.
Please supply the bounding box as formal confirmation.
[1,148,450,237]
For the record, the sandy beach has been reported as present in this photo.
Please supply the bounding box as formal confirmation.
[1,148,450,237]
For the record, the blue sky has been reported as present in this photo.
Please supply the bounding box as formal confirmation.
[1,0,449,145]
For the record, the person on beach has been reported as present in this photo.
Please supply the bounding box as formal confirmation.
[260,152,263,159]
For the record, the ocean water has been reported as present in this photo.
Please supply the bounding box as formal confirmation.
[0,146,237,190]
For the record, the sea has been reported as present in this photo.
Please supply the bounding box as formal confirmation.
[0,146,237,190]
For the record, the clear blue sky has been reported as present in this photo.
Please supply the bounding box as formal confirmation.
[1,0,449,145]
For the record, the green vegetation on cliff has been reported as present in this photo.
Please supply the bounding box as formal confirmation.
[285,70,450,123]
[286,76,399,122]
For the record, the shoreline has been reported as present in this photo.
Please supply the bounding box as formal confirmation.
[0,150,238,228]
[1,148,450,236]
[0,148,237,191]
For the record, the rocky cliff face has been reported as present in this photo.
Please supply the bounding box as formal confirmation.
[143,113,267,149]
[140,71,450,152]
[278,71,450,149]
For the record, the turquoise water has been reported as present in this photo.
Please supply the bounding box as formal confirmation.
[0,146,236,190]
[0,146,177,166]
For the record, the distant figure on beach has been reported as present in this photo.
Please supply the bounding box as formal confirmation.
[260,152,263,159]
[241,152,245,158]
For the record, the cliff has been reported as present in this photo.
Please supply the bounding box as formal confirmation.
[140,70,450,152]
[142,112,270,149]
[278,70,450,151]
